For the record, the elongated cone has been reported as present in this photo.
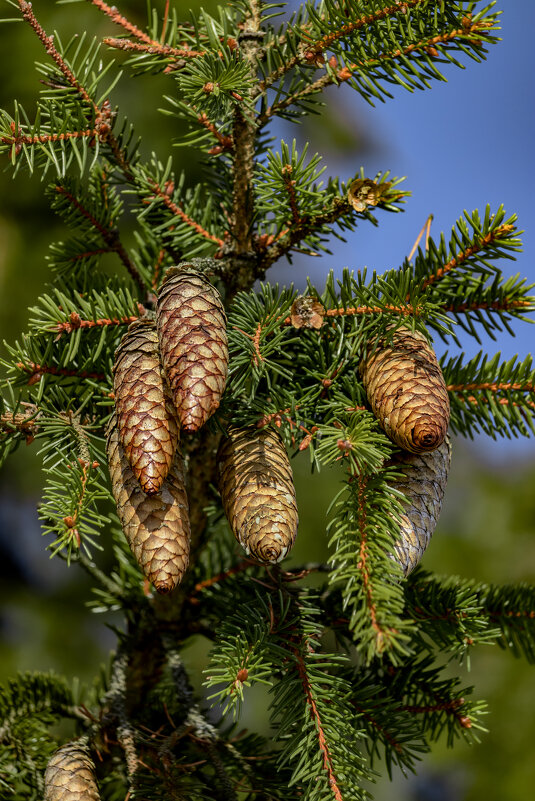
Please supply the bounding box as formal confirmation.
[218,426,298,564]
[44,741,100,801]
[157,268,228,432]
[106,415,190,593]
[390,436,451,576]
[360,327,450,453]
[113,319,179,495]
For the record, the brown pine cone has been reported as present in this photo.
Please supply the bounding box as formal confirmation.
[113,318,179,495]
[217,426,298,564]
[106,415,190,593]
[156,268,228,432]
[390,436,451,576]
[44,741,100,801]
[360,326,450,453]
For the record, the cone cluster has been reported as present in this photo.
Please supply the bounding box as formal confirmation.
[44,741,100,801]
[217,426,299,564]
[107,267,228,593]
[360,326,451,573]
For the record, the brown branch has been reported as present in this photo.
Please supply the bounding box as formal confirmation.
[260,191,406,268]
[444,298,533,314]
[356,473,393,653]
[1,126,97,158]
[187,560,253,605]
[293,643,343,801]
[258,17,492,123]
[447,382,535,394]
[18,1,97,111]
[152,250,166,291]
[420,223,516,290]
[0,409,39,443]
[62,458,100,548]
[402,697,466,717]
[54,185,146,292]
[352,702,404,755]
[103,37,205,59]
[88,0,156,45]
[148,180,225,247]
[305,0,429,56]
[16,361,107,384]
[197,113,234,153]
[229,9,263,257]
[282,165,301,225]
[53,309,143,338]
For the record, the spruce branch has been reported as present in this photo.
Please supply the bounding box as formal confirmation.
[52,311,142,338]
[420,223,516,291]
[18,0,97,112]
[266,16,495,121]
[147,177,226,248]
[16,361,107,385]
[291,640,344,801]
[88,0,158,45]
[53,184,146,292]
[103,37,205,60]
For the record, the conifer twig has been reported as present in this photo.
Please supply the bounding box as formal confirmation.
[292,640,343,801]
[89,0,155,45]
[54,185,146,292]
[16,361,107,383]
[355,473,394,653]
[188,559,253,604]
[443,298,533,314]
[18,1,97,111]
[147,179,225,248]
[421,223,516,290]
[103,37,205,59]
[351,701,404,755]
[53,311,142,338]
[447,381,535,394]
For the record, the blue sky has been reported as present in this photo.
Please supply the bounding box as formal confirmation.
[268,1,535,459]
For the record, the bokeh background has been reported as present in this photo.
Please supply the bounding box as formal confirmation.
[0,2,534,800]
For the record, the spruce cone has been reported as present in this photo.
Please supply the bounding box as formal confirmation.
[390,437,451,576]
[44,741,100,801]
[107,415,190,593]
[218,426,298,564]
[360,327,450,453]
[113,318,179,495]
[157,268,228,432]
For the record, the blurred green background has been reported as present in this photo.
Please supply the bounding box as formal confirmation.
[0,3,534,800]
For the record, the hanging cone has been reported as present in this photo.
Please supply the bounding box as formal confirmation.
[44,741,100,801]
[217,426,298,564]
[106,415,190,593]
[360,326,450,453]
[156,268,228,432]
[113,318,179,495]
[390,437,451,576]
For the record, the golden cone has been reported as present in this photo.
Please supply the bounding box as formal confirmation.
[360,326,450,453]
[217,426,298,564]
[107,415,190,593]
[44,741,100,801]
[113,319,179,495]
[156,268,228,432]
[390,436,451,576]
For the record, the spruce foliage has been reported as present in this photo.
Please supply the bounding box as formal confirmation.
[0,1,533,799]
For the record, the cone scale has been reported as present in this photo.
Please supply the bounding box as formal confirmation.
[156,268,228,432]
[44,741,100,801]
[360,326,450,453]
[106,415,190,593]
[390,437,451,576]
[113,318,179,496]
[218,426,299,564]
